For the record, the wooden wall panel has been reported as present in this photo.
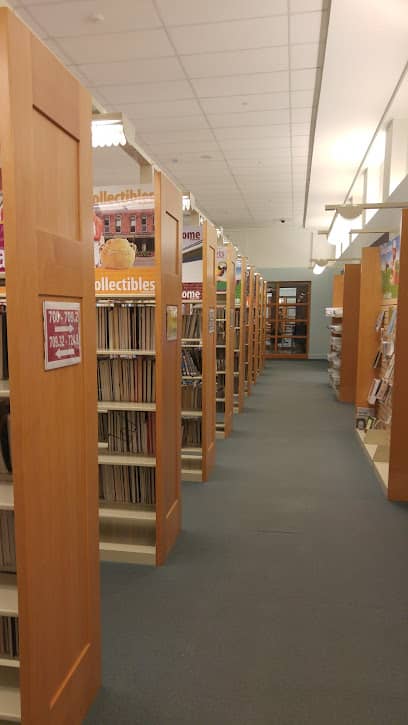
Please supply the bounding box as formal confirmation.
[0,9,100,722]
[202,221,216,480]
[332,275,344,307]
[339,264,361,403]
[355,248,382,407]
[389,209,408,500]
[155,171,182,562]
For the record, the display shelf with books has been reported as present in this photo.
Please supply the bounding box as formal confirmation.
[255,275,265,377]
[259,279,267,373]
[181,219,216,482]
[354,230,407,500]
[0,8,101,721]
[245,266,255,396]
[95,170,182,563]
[327,265,361,402]
[215,243,235,438]
[233,256,247,414]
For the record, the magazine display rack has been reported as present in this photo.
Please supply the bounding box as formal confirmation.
[216,243,235,438]
[181,220,216,482]
[355,224,407,501]
[95,170,182,563]
[327,265,360,402]
[0,8,101,722]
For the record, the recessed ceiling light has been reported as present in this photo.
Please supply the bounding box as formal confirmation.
[241,101,249,107]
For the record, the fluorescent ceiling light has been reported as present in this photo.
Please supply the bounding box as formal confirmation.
[313,262,326,275]
[92,113,135,149]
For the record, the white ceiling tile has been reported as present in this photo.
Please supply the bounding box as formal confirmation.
[58,28,174,64]
[139,128,214,144]
[219,137,291,150]
[96,80,194,104]
[291,135,310,147]
[134,115,209,132]
[208,109,290,128]
[214,125,290,141]
[192,71,289,98]
[291,107,312,123]
[169,16,288,55]
[120,99,202,119]
[290,0,326,12]
[181,46,289,79]
[291,123,311,135]
[291,68,316,90]
[80,57,184,86]
[201,92,289,115]
[147,140,219,152]
[290,42,319,70]
[290,11,322,44]
[45,39,75,66]
[158,150,224,163]
[156,0,287,25]
[27,0,161,36]
[291,88,315,107]
[224,146,291,158]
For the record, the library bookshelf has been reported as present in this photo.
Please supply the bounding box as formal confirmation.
[216,243,235,438]
[0,8,101,722]
[251,273,261,384]
[355,223,408,501]
[234,256,247,414]
[255,275,265,376]
[181,220,216,482]
[259,280,267,373]
[96,170,182,564]
[245,266,255,396]
[327,265,361,403]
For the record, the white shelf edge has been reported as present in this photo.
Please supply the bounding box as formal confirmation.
[99,507,156,523]
[181,410,202,418]
[99,541,156,565]
[97,349,155,357]
[98,453,156,467]
[0,576,18,617]
[97,401,156,412]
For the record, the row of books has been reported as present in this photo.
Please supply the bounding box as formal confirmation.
[182,310,201,340]
[99,411,156,456]
[0,310,8,380]
[0,511,15,572]
[182,420,201,447]
[181,381,202,410]
[97,358,155,403]
[216,354,225,371]
[217,307,226,321]
[99,465,156,505]
[97,304,155,351]
[234,309,240,326]
[181,349,201,377]
[0,616,19,659]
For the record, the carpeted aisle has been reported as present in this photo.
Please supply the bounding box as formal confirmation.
[85,361,408,725]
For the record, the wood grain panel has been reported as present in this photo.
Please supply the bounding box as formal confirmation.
[332,275,344,307]
[355,248,382,407]
[0,9,100,723]
[202,221,216,480]
[339,264,361,403]
[154,171,182,562]
[389,209,408,500]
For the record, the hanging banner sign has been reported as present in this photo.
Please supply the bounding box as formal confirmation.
[216,246,228,291]
[235,258,242,304]
[182,225,203,301]
[43,301,81,370]
[95,268,156,296]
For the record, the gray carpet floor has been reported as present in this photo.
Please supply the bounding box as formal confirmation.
[85,361,408,725]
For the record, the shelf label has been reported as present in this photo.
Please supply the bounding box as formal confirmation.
[95,268,156,296]
[43,301,81,370]
[182,225,203,300]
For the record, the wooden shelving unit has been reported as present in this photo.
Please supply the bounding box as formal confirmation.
[181,220,216,482]
[0,8,100,721]
[265,281,311,359]
[216,243,235,438]
[245,266,255,396]
[233,255,247,413]
[259,280,267,372]
[251,273,261,384]
[327,265,361,402]
[354,223,408,501]
[96,171,182,563]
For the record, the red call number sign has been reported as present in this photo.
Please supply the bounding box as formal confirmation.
[43,301,81,370]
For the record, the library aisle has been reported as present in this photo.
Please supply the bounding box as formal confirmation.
[86,361,408,725]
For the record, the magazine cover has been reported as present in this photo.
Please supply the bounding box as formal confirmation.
[380,235,400,299]
[216,246,228,291]
[93,186,155,269]
[182,225,203,301]
[235,258,242,304]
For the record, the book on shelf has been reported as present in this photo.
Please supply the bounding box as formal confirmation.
[0,511,16,571]
[182,308,202,339]
[0,307,8,380]
[355,406,375,431]
[368,378,382,405]
[181,381,202,410]
[99,465,155,505]
[98,410,156,456]
[0,616,19,660]
[97,357,155,403]
[97,303,155,351]
[387,308,397,336]
[182,419,202,447]
[372,349,382,369]
[375,310,385,332]
[181,348,201,377]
